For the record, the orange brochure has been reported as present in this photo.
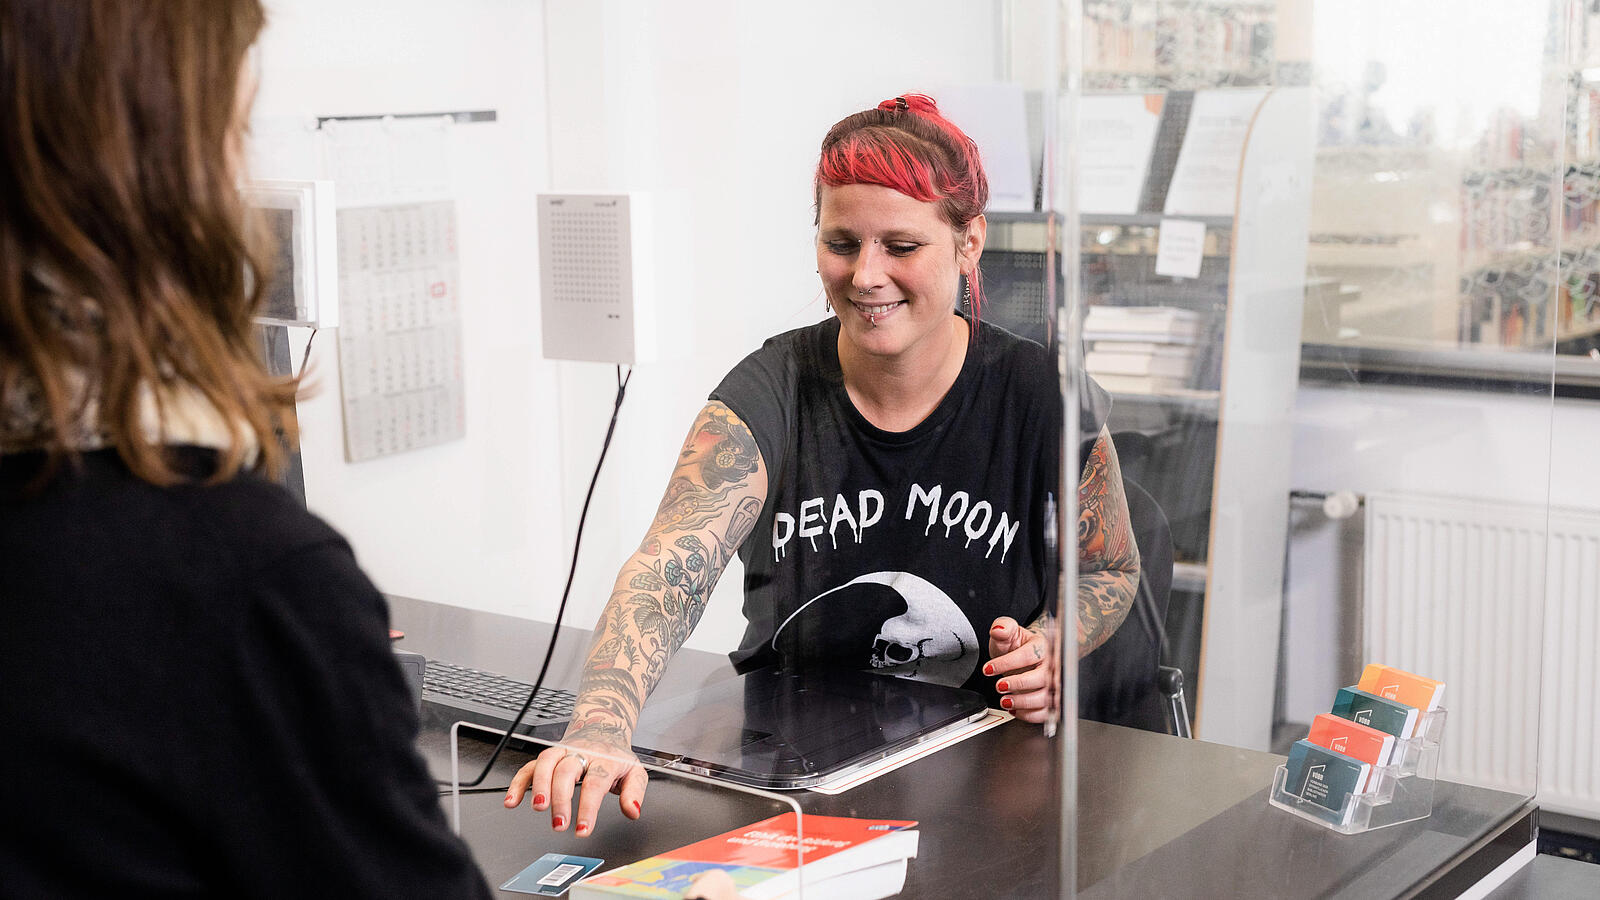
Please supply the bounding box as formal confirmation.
[1357,664,1445,711]
[1307,712,1396,767]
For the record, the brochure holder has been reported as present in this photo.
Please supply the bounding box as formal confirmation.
[1268,708,1447,834]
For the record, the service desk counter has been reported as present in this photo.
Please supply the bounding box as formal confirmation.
[390,597,1534,898]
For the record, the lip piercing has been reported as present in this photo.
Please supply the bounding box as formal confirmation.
[870,311,878,327]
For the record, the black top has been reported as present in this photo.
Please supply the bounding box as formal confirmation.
[711,316,1108,702]
[0,447,490,899]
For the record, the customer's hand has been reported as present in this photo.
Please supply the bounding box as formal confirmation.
[504,728,646,837]
[683,869,744,899]
[985,616,1056,723]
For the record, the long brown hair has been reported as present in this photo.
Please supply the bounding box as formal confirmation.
[0,0,296,484]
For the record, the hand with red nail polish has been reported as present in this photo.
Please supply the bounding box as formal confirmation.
[504,732,649,838]
[985,615,1057,723]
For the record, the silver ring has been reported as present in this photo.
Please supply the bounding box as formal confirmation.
[857,288,872,296]
[568,752,590,777]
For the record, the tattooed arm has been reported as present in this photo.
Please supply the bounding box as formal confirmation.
[1073,426,1140,655]
[505,401,766,837]
[986,426,1140,722]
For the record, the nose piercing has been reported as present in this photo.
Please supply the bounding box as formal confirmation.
[857,288,873,296]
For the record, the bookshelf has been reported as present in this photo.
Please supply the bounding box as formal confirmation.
[1302,145,1463,345]
[1082,0,1277,92]
[1305,2,1600,357]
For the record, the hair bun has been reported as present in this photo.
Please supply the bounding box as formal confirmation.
[877,93,939,116]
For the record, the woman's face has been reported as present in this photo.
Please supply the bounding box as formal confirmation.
[816,183,984,361]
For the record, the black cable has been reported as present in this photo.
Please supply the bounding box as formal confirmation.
[438,364,633,789]
[297,328,318,376]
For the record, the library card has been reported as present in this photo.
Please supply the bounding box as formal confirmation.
[501,853,605,896]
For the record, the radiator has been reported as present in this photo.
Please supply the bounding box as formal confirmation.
[1365,492,1600,818]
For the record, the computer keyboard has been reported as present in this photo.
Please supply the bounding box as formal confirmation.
[420,659,577,735]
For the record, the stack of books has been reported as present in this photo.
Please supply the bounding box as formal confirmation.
[1082,306,1202,394]
[571,813,919,900]
[1281,663,1446,826]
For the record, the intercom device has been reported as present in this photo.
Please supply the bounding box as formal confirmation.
[536,192,655,365]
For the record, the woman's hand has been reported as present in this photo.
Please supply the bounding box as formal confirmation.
[683,869,744,899]
[504,733,647,837]
[985,616,1056,723]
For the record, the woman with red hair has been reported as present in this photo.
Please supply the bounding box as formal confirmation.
[507,95,1139,838]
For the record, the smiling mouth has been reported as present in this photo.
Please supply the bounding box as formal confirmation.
[850,300,905,322]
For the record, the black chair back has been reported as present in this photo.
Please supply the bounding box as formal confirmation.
[1078,475,1175,733]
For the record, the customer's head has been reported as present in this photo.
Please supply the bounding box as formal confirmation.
[0,0,293,483]
[814,93,989,323]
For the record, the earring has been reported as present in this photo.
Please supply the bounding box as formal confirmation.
[963,281,972,308]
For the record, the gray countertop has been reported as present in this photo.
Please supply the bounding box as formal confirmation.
[1486,853,1600,899]
[391,596,1536,898]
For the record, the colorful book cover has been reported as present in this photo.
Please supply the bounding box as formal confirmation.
[1307,712,1396,767]
[571,813,918,900]
[1357,663,1446,711]
[1331,686,1419,739]
[1285,739,1373,826]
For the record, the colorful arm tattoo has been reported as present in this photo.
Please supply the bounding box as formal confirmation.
[1074,427,1141,656]
[566,402,765,744]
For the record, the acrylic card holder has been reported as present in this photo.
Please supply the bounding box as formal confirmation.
[1269,708,1446,834]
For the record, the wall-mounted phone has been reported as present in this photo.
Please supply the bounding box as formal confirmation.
[243,179,339,329]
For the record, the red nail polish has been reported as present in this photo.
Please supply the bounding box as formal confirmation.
[983,663,995,676]
[997,680,1010,693]
[1000,696,1014,710]
[633,800,642,814]
[576,823,590,834]
[991,623,1006,632]
[552,815,566,829]
[533,793,546,806]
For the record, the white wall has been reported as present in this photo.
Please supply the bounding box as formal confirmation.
[1282,380,1596,725]
[254,0,1005,655]
[1291,383,1572,506]
[253,0,561,627]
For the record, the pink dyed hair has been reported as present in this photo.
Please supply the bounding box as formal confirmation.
[814,93,989,324]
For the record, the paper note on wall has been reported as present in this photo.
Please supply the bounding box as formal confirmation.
[1078,94,1164,215]
[937,84,1037,213]
[1162,89,1269,217]
[1154,218,1207,279]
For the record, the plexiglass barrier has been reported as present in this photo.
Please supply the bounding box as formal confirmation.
[1056,0,1560,895]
